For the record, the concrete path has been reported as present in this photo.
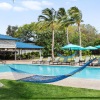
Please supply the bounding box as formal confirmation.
[49,77,100,90]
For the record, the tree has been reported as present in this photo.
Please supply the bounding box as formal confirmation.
[6,25,18,37]
[57,8,74,44]
[68,6,83,58]
[38,8,57,60]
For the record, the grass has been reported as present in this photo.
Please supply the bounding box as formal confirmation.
[0,80,100,99]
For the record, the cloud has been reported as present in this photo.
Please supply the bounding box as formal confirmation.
[0,2,12,10]
[13,6,27,12]
[42,0,53,6]
[22,1,42,10]
[66,1,70,5]
[70,0,78,2]
[22,0,53,10]
[0,0,54,12]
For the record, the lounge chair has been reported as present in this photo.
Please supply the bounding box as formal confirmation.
[32,57,43,64]
[91,57,100,66]
[84,56,90,63]
[44,57,52,64]
[71,57,80,65]
[80,56,90,65]
[51,57,60,65]
[0,60,6,64]
[60,57,71,65]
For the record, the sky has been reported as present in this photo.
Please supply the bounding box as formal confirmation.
[0,0,100,35]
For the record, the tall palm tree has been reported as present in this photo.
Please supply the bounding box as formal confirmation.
[38,8,57,60]
[68,6,83,58]
[57,8,74,44]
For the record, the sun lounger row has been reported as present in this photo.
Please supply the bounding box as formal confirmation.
[32,56,96,66]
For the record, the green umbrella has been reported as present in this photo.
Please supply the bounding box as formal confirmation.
[62,44,84,50]
[85,46,97,50]
[95,45,100,49]
[85,46,97,59]
[62,44,85,60]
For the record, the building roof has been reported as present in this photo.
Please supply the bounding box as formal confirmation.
[16,42,43,49]
[0,34,19,40]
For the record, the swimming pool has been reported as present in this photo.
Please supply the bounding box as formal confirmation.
[0,64,100,80]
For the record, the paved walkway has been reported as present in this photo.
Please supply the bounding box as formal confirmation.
[49,78,100,90]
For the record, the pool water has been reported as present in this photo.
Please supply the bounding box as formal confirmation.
[0,64,100,80]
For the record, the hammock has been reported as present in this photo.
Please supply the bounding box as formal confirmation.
[9,58,96,83]
[57,51,77,59]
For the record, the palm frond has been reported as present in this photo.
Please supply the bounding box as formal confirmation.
[38,15,49,21]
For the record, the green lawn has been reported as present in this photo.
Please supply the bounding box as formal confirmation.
[0,80,100,99]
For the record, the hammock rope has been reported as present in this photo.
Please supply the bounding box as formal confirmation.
[9,58,96,83]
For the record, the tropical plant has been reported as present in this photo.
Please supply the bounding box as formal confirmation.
[57,8,74,44]
[38,8,57,60]
[68,6,83,57]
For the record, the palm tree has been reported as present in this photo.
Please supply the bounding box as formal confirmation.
[57,8,74,44]
[38,8,57,60]
[68,6,83,58]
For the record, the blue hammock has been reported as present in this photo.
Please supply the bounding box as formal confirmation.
[9,58,96,83]
[57,51,77,59]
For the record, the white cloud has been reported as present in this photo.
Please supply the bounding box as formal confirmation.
[22,0,53,10]
[22,1,42,10]
[66,1,70,5]
[0,1,54,12]
[70,0,78,2]
[0,2,12,10]
[42,0,53,6]
[13,6,27,12]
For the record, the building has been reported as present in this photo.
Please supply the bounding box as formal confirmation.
[0,34,43,60]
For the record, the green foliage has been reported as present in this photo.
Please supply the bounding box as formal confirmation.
[6,25,18,37]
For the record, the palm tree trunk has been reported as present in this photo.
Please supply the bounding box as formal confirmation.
[66,27,69,44]
[78,24,82,60]
[52,29,55,60]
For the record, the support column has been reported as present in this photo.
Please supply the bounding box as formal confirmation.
[15,48,16,60]
[39,49,42,58]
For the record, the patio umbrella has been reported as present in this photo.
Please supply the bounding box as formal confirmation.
[62,44,84,50]
[95,45,100,49]
[85,46,97,58]
[62,44,85,60]
[85,46,97,50]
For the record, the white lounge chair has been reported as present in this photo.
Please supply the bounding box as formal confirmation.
[72,57,80,65]
[0,60,6,64]
[32,57,43,64]
[44,57,52,64]
[92,57,100,66]
[52,57,60,64]
[84,56,90,63]
[60,57,70,65]
[80,56,90,66]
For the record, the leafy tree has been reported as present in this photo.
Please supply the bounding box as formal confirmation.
[38,8,57,60]
[6,25,18,37]
[14,23,38,43]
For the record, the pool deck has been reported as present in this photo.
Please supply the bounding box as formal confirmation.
[0,59,100,90]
